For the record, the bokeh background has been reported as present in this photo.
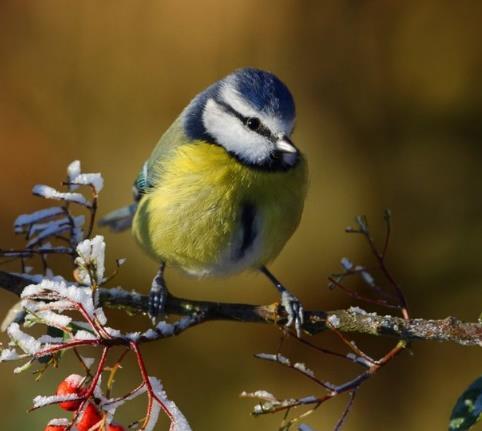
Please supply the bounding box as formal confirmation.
[1,1,481,430]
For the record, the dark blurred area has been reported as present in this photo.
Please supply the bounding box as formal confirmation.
[0,1,481,430]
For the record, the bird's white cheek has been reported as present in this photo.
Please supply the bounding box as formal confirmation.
[203,99,272,164]
[220,84,294,136]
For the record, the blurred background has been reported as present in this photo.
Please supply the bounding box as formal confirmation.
[0,1,481,430]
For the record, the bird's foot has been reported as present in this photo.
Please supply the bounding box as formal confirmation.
[148,272,169,324]
[280,290,304,338]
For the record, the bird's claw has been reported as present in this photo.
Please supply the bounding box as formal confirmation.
[148,276,168,324]
[280,291,304,337]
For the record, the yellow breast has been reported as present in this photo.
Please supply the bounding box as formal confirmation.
[132,142,307,276]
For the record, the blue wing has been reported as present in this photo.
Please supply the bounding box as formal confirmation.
[133,161,154,201]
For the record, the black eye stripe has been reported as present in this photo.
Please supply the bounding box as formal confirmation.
[215,100,276,142]
[216,100,245,122]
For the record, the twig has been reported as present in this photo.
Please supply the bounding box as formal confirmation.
[333,390,356,431]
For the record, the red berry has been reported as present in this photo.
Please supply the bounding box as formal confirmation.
[76,402,102,431]
[44,420,68,431]
[56,374,86,411]
[108,424,125,431]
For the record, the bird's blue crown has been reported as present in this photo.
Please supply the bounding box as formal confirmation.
[234,68,295,121]
[184,68,295,142]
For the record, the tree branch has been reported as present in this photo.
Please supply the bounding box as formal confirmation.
[1,270,481,347]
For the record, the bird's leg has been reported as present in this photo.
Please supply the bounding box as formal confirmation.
[260,265,304,337]
[148,262,169,323]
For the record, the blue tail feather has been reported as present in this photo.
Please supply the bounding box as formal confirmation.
[98,203,137,232]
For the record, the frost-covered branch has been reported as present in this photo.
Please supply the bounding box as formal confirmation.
[1,271,480,347]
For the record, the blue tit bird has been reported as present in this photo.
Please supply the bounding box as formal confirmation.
[100,68,308,335]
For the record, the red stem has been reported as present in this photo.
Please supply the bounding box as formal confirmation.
[130,341,176,425]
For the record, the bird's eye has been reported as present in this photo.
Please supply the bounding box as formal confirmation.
[245,117,261,131]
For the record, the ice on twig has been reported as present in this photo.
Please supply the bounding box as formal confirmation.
[33,393,81,409]
[144,398,161,431]
[14,207,65,231]
[73,330,98,341]
[104,327,121,338]
[293,362,315,378]
[1,300,26,332]
[24,308,72,329]
[0,348,21,362]
[67,160,81,191]
[360,270,375,287]
[22,279,96,319]
[47,418,70,427]
[240,390,278,402]
[7,323,42,355]
[37,335,64,344]
[255,353,290,366]
[94,307,107,325]
[32,185,90,207]
[299,424,315,431]
[149,377,192,431]
[67,160,104,193]
[155,321,175,337]
[67,160,81,187]
[75,236,106,286]
[340,257,353,271]
[138,316,200,341]
[70,174,104,194]
[26,215,84,248]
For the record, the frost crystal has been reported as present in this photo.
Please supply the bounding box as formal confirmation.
[73,330,98,341]
[22,279,96,318]
[360,269,375,286]
[71,173,104,193]
[340,257,353,271]
[32,185,89,207]
[75,236,106,285]
[67,160,81,183]
[47,418,70,427]
[25,309,72,329]
[7,323,42,355]
[155,321,175,337]
[67,160,104,193]
[26,215,84,248]
[33,393,80,409]
[0,348,21,362]
[240,390,277,401]
[14,206,65,230]
[149,377,192,431]
[294,362,315,378]
[255,353,290,366]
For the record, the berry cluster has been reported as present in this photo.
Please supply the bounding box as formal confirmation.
[43,374,125,431]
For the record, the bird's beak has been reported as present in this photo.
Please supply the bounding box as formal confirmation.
[275,135,298,166]
[275,135,297,153]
